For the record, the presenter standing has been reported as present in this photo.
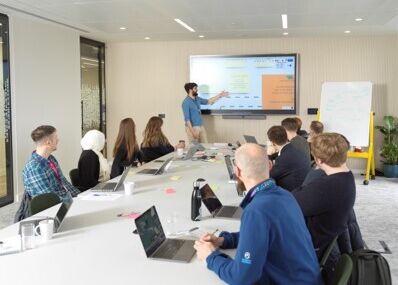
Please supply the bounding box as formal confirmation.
[182,82,228,143]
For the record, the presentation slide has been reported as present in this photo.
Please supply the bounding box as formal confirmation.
[190,55,297,114]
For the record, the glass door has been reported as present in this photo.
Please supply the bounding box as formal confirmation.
[0,13,13,207]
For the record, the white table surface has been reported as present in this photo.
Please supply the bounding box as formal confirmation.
[0,146,242,285]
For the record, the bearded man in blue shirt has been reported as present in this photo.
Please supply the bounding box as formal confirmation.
[181,82,228,143]
[194,143,322,285]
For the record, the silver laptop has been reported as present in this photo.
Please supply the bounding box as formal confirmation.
[91,166,131,192]
[19,193,73,234]
[182,144,206,160]
[135,206,196,263]
[224,155,236,183]
[137,157,173,175]
[243,135,265,147]
[200,184,242,219]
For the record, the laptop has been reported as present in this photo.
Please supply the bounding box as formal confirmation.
[19,193,73,234]
[224,155,236,183]
[91,166,131,192]
[200,184,242,219]
[137,157,173,175]
[183,144,206,160]
[135,206,196,263]
[243,135,265,147]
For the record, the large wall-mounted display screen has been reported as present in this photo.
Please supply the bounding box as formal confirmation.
[190,54,298,115]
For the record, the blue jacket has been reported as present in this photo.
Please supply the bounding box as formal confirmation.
[206,179,322,285]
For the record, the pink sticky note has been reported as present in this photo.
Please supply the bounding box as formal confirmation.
[118,212,140,219]
[165,188,176,194]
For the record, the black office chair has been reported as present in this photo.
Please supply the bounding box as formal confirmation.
[30,193,61,215]
[69,168,80,187]
[331,254,353,285]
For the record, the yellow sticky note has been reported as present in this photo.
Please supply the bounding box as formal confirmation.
[210,184,219,191]
[128,171,136,176]
[170,176,181,181]
[208,159,216,163]
[215,160,223,164]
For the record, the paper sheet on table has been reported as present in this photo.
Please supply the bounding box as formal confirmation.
[0,236,21,256]
[170,176,181,181]
[79,192,123,201]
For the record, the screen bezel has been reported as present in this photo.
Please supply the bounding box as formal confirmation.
[189,53,299,115]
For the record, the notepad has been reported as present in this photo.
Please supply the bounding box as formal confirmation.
[0,236,21,256]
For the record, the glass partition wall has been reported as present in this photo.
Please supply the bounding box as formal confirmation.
[80,38,106,139]
[0,13,13,207]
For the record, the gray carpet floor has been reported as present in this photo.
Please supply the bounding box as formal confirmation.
[1,174,397,282]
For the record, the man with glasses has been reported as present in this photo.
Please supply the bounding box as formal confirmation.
[181,82,228,143]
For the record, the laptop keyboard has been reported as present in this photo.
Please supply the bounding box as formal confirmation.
[153,239,185,259]
[217,206,236,217]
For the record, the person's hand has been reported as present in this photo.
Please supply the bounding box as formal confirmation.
[220,91,229,98]
[200,233,224,247]
[193,129,200,140]
[194,240,217,261]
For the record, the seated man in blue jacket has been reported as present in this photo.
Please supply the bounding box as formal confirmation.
[194,143,322,285]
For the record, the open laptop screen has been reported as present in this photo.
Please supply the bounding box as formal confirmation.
[54,194,73,229]
[200,184,223,214]
[224,155,235,180]
[135,206,165,257]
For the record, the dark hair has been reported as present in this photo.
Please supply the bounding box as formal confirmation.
[310,121,324,134]
[267,126,288,146]
[184,82,198,94]
[281,118,299,132]
[113,118,139,161]
[31,125,56,142]
[295,117,303,133]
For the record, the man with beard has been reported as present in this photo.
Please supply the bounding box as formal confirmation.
[182,82,228,143]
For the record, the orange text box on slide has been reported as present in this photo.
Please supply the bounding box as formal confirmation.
[262,75,294,109]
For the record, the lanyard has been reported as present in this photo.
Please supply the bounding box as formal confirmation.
[250,179,277,198]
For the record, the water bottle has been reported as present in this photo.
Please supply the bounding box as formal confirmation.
[191,179,204,221]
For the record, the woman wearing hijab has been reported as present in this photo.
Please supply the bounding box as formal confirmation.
[78,130,110,190]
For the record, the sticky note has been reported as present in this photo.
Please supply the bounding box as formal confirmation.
[127,171,136,176]
[210,184,219,191]
[208,159,216,163]
[165,188,176,194]
[170,176,181,181]
[118,212,140,219]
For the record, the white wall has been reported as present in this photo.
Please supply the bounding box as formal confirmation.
[106,35,398,169]
[8,13,82,199]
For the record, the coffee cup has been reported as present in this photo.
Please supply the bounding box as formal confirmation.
[34,219,54,242]
[177,148,184,157]
[124,181,135,195]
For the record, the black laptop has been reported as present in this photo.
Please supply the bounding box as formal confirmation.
[200,184,242,219]
[243,135,266,147]
[135,206,196,263]
[137,157,173,175]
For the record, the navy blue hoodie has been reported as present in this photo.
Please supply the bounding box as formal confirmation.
[206,179,322,285]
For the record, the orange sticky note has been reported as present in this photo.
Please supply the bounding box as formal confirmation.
[165,188,176,194]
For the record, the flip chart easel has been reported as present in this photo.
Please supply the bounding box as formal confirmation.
[317,111,375,185]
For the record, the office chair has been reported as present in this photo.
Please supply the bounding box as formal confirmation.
[30,193,61,215]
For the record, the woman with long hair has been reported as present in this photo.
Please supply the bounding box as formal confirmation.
[141,116,183,162]
[111,118,142,178]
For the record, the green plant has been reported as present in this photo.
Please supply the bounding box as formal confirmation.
[376,116,398,164]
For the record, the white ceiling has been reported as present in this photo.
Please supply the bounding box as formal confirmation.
[1,0,398,42]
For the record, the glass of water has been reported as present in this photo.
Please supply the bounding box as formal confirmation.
[21,223,36,251]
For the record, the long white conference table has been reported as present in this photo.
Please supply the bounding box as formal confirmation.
[0,145,242,285]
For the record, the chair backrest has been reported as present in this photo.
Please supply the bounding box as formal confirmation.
[320,235,339,271]
[30,193,61,215]
[332,254,353,285]
[69,168,80,187]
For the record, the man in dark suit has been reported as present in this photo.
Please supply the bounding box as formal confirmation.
[267,126,311,191]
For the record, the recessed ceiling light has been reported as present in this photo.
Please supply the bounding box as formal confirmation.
[144,37,150,40]
[344,30,351,34]
[119,26,127,30]
[198,35,205,38]
[283,32,289,36]
[174,18,195,32]
[355,18,363,22]
[281,14,288,29]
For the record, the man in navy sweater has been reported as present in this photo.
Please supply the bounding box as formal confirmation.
[194,143,322,285]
